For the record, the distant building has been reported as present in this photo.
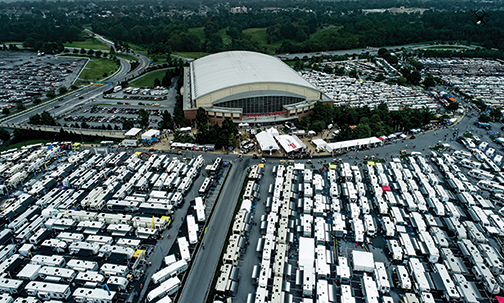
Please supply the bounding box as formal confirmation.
[230,6,248,14]
[183,51,332,125]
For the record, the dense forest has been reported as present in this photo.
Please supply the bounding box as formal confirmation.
[0,0,503,55]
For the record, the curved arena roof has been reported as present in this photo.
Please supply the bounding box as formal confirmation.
[190,51,320,100]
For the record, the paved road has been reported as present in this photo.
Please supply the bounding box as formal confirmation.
[277,44,476,60]
[177,158,251,303]
[1,57,131,125]
[1,29,151,126]
[85,29,150,77]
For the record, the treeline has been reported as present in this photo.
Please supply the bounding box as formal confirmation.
[2,0,504,55]
[88,9,504,54]
[0,12,81,48]
[172,107,238,149]
[295,102,433,141]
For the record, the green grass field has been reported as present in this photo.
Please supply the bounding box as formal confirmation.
[242,28,284,53]
[64,39,109,51]
[423,45,471,50]
[2,140,52,151]
[79,58,120,81]
[129,69,171,87]
[218,28,232,46]
[117,54,139,61]
[188,27,206,42]
[172,52,210,59]
[128,43,147,53]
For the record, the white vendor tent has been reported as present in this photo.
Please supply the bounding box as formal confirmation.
[292,135,307,151]
[267,127,280,136]
[256,131,280,154]
[125,127,142,137]
[311,139,327,150]
[141,129,161,140]
[352,250,374,273]
[326,137,382,152]
[275,135,303,153]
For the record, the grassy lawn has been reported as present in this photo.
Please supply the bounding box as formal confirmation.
[242,27,283,53]
[188,27,231,47]
[188,27,205,42]
[423,45,471,50]
[2,139,52,151]
[117,54,139,61]
[129,69,171,87]
[79,58,120,81]
[128,43,147,53]
[64,39,109,51]
[172,52,210,59]
[219,28,232,46]
[82,24,93,31]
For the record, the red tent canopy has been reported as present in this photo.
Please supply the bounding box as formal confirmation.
[382,186,391,192]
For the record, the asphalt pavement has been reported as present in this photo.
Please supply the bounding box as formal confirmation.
[177,158,251,303]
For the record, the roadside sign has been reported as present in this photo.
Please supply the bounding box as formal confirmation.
[108,83,112,85]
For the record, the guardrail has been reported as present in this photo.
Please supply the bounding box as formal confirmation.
[0,123,126,138]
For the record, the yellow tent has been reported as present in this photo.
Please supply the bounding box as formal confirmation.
[329,164,337,170]
[367,161,376,166]
[133,250,145,258]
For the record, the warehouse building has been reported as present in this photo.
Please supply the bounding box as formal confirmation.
[183,51,332,124]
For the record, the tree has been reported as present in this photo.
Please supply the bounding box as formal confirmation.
[138,109,150,129]
[81,122,90,128]
[80,48,86,54]
[2,108,9,115]
[123,118,135,130]
[16,102,25,111]
[490,108,503,122]
[46,91,56,98]
[228,133,237,148]
[73,48,79,54]
[0,128,10,142]
[95,51,102,57]
[196,107,208,131]
[87,49,94,55]
[58,86,68,95]
[478,114,491,123]
[375,73,385,82]
[423,75,436,88]
[407,70,421,86]
[33,97,41,105]
[349,69,358,78]
[446,102,459,111]
[158,110,174,130]
[154,78,161,87]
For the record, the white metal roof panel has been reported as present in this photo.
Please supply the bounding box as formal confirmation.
[191,51,319,100]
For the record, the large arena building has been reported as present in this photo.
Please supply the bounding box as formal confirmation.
[183,51,332,124]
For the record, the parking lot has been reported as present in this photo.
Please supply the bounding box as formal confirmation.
[0,51,87,106]
[301,70,438,111]
[57,105,164,129]
[419,58,504,107]
[212,136,504,303]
